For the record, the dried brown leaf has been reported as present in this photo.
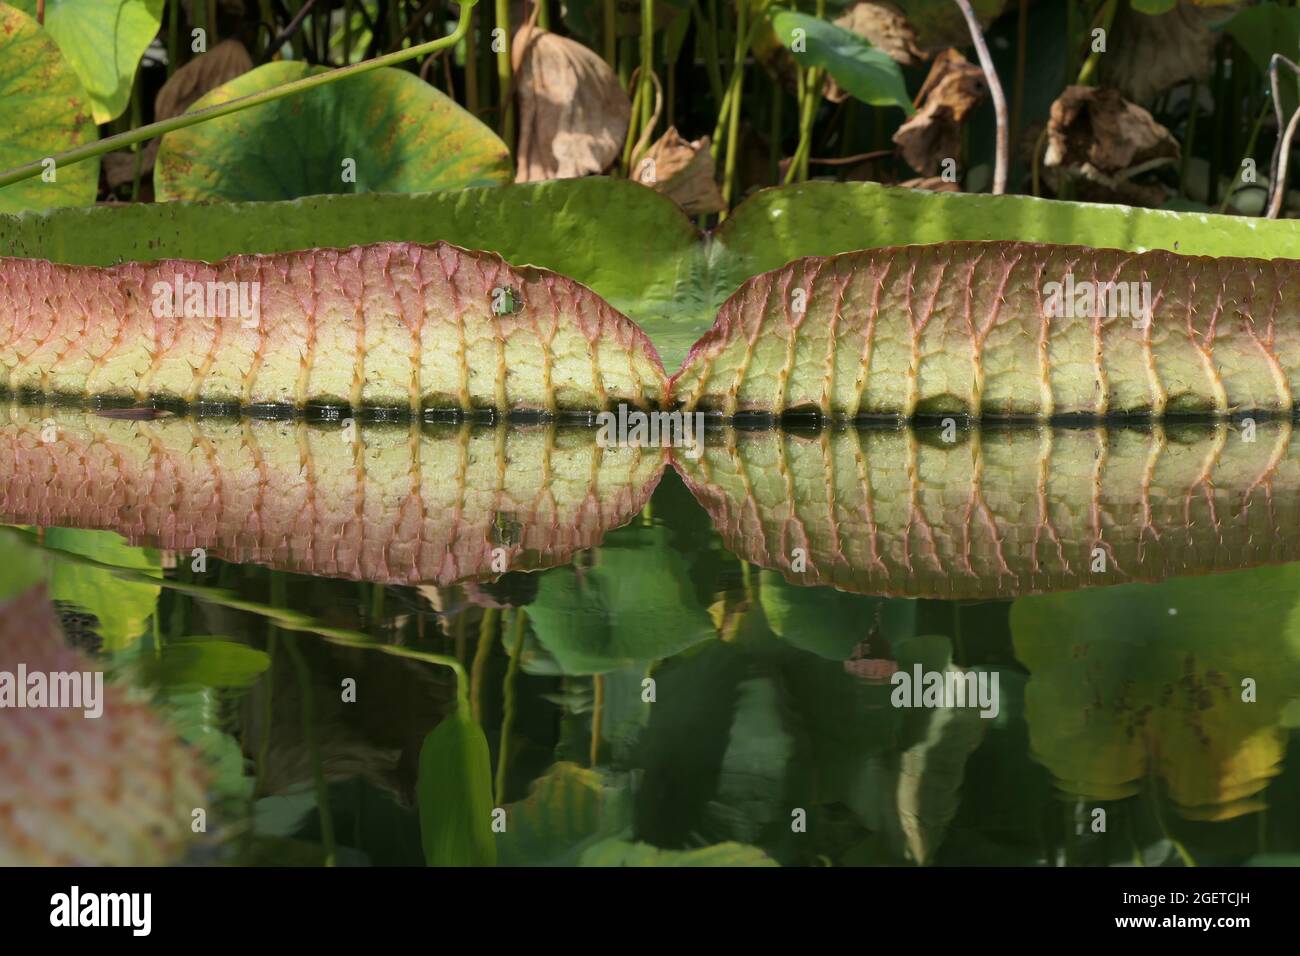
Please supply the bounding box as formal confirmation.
[1045,84,1180,173]
[891,49,987,176]
[513,25,631,182]
[632,126,725,215]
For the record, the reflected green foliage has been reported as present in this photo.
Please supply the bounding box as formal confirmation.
[760,571,915,661]
[497,762,630,866]
[155,62,511,202]
[528,525,717,674]
[11,0,163,123]
[45,528,161,651]
[143,637,271,689]
[1012,565,1300,819]
[417,711,497,866]
[576,838,778,866]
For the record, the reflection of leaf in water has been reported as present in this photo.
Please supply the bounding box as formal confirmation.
[1012,564,1300,819]
[760,570,915,660]
[576,838,778,866]
[497,762,630,866]
[0,407,663,588]
[417,710,497,867]
[896,690,987,864]
[527,524,716,674]
[45,528,161,652]
[143,637,271,690]
[676,422,1300,599]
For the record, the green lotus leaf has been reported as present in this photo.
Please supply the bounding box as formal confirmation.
[11,0,163,124]
[155,61,512,202]
[0,3,98,214]
[769,10,913,114]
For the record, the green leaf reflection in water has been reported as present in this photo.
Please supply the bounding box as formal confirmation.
[1013,564,1300,821]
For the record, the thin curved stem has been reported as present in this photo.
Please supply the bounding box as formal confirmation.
[1267,54,1300,219]
[953,0,1007,194]
[0,1,479,191]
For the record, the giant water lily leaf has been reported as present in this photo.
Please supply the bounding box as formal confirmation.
[0,582,207,864]
[702,182,1300,314]
[0,240,666,409]
[527,524,716,674]
[13,180,1300,372]
[11,0,163,123]
[155,61,511,202]
[0,405,665,587]
[0,4,98,214]
[0,180,703,368]
[417,710,496,866]
[672,239,1300,418]
[770,10,914,114]
[1011,564,1300,819]
[674,421,1300,599]
[44,527,160,652]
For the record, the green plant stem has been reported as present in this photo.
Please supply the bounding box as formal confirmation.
[494,0,514,152]
[718,1,754,213]
[1180,81,1200,197]
[0,1,479,190]
[285,632,336,866]
[693,0,722,107]
[168,0,181,76]
[343,0,354,63]
[1075,0,1117,86]
[493,609,528,805]
[538,0,550,31]
[1010,0,1028,152]
[1219,96,1271,214]
[464,8,480,114]
[130,75,145,202]
[470,607,498,721]
[639,0,655,135]
[590,673,605,767]
[604,0,616,66]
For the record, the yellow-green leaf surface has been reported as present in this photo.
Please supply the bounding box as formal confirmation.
[673,420,1300,599]
[672,240,1300,418]
[11,0,163,123]
[0,4,98,214]
[155,61,512,202]
[0,240,666,410]
[0,404,665,586]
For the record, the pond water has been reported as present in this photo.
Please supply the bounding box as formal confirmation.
[4,400,1300,867]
